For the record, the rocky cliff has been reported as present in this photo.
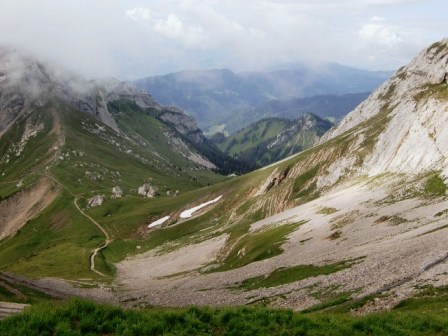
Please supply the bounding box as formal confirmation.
[321,38,448,178]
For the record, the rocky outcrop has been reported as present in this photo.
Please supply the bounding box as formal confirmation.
[254,167,290,196]
[95,78,162,111]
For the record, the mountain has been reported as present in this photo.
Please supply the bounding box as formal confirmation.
[2,39,448,316]
[220,92,369,134]
[212,114,333,167]
[135,66,392,131]
[319,40,448,177]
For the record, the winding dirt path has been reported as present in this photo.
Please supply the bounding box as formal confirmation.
[47,174,111,277]
[73,197,111,277]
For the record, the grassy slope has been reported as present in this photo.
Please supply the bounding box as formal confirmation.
[239,259,357,290]
[211,222,305,272]
[0,106,109,279]
[52,102,225,196]
[0,275,57,305]
[1,294,448,336]
[0,192,106,279]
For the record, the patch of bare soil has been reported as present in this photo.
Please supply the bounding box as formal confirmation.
[116,235,228,282]
[0,177,58,240]
[49,108,64,147]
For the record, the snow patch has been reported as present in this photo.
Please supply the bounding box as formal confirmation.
[148,216,170,228]
[180,196,222,219]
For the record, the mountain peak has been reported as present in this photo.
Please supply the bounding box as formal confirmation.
[412,39,448,83]
[319,38,448,179]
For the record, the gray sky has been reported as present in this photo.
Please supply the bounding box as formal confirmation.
[1,0,446,79]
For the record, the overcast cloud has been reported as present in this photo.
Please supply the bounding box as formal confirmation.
[0,0,446,79]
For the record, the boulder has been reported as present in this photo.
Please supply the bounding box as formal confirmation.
[112,186,123,198]
[88,195,104,207]
[138,183,157,198]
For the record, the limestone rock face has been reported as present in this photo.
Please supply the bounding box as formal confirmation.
[317,38,448,182]
[88,195,105,207]
[322,39,448,142]
[254,167,289,196]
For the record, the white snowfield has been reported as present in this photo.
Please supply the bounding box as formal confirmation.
[148,216,170,228]
[180,196,222,219]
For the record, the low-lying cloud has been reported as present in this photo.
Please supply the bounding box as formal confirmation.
[0,0,446,79]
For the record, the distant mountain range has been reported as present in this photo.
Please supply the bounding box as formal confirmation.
[135,65,392,132]
[221,92,369,134]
